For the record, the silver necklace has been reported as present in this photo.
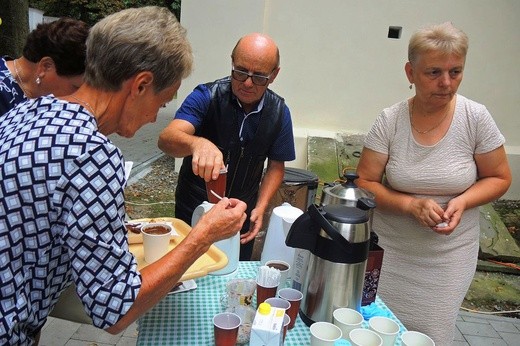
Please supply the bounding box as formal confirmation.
[70,95,96,116]
[409,98,450,134]
[13,59,32,98]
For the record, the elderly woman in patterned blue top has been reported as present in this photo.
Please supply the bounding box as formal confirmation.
[0,17,89,116]
[0,7,247,345]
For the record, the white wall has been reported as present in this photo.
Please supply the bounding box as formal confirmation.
[179,0,520,199]
[28,8,44,30]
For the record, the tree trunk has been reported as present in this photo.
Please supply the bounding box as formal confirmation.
[0,0,29,57]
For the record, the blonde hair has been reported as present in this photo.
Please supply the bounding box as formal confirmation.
[84,6,193,92]
[408,22,468,64]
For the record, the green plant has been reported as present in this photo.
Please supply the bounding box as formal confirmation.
[28,0,181,26]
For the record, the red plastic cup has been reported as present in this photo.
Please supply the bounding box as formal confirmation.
[213,312,241,346]
[264,297,291,311]
[283,314,291,341]
[256,282,278,307]
[206,168,227,203]
[278,287,303,329]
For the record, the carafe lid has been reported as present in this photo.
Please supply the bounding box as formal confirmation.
[324,172,374,203]
[322,204,369,224]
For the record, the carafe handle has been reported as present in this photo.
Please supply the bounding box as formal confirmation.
[308,204,352,251]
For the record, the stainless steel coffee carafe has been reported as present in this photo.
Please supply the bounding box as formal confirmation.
[285,198,375,326]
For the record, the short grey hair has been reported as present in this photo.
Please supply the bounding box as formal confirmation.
[84,6,193,92]
[408,22,468,65]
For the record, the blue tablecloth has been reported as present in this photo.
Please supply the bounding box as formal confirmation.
[137,261,406,345]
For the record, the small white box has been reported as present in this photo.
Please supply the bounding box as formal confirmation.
[249,303,285,346]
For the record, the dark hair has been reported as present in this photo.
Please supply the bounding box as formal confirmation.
[23,17,89,76]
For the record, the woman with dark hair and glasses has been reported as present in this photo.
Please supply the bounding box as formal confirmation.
[0,17,89,115]
[159,33,296,261]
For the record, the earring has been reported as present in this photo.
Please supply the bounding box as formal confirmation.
[409,84,413,90]
[36,77,41,85]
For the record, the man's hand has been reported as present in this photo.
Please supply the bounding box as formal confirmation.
[240,207,264,244]
[191,137,225,182]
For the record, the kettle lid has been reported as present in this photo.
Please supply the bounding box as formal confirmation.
[324,172,374,204]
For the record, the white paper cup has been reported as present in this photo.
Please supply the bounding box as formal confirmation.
[368,316,400,346]
[141,223,173,263]
[310,321,343,346]
[349,328,383,346]
[401,331,435,346]
[333,308,364,342]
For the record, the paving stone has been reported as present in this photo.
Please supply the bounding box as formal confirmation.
[457,321,501,337]
[115,336,138,346]
[490,320,520,333]
[65,340,112,346]
[454,326,465,341]
[71,323,122,344]
[497,331,520,346]
[465,335,509,346]
[460,315,492,324]
[38,318,81,346]
[121,321,139,338]
[453,341,470,346]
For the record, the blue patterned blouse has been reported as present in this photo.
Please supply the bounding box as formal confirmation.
[0,96,142,345]
[0,56,27,116]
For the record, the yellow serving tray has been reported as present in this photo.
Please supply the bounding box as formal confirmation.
[127,217,228,281]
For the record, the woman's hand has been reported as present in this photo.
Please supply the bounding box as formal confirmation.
[407,196,464,235]
[431,196,465,235]
[408,197,446,228]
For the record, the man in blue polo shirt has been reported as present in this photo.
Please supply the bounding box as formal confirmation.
[159,33,295,260]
